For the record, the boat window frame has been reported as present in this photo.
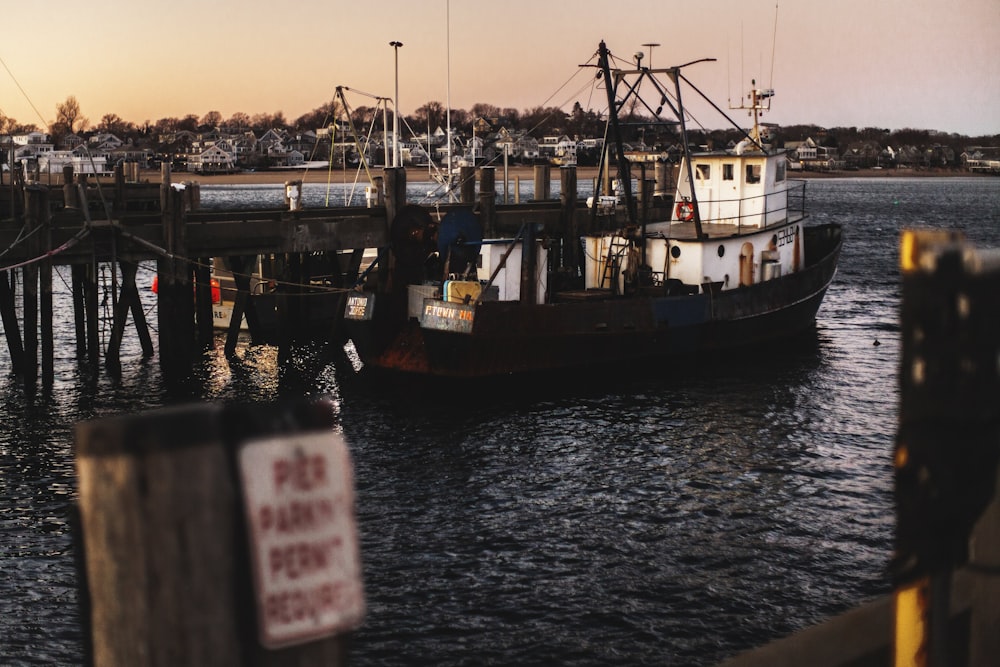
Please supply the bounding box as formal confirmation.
[723,163,734,181]
[695,163,711,180]
[746,163,762,184]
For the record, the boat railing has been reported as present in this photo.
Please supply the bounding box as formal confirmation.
[688,179,808,232]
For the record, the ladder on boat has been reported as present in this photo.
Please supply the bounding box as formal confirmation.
[601,236,630,292]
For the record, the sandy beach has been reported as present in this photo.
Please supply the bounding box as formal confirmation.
[135,164,977,186]
[138,165,601,186]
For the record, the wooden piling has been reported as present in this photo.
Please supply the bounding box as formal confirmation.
[74,399,360,667]
[39,188,54,387]
[157,178,195,382]
[71,265,87,359]
[107,261,155,367]
[195,259,214,349]
[533,165,551,201]
[560,166,578,273]
[478,167,496,238]
[62,165,76,208]
[0,271,24,375]
[84,262,100,369]
[382,167,407,293]
[459,166,475,204]
[22,185,42,396]
[114,163,125,212]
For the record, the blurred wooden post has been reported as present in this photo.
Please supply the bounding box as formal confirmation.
[74,398,363,667]
[893,230,1000,667]
[478,167,495,238]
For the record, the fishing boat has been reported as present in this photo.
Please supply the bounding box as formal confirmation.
[344,41,842,378]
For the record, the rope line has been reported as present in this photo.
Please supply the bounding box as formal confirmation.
[0,226,91,272]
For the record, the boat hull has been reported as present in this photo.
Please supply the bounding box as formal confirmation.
[357,224,842,378]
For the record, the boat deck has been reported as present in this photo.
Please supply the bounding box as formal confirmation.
[656,213,807,241]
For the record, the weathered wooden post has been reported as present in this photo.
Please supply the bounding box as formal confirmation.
[514,176,521,204]
[560,166,578,275]
[478,167,496,238]
[459,166,475,204]
[74,398,364,667]
[107,260,156,369]
[0,270,24,375]
[84,258,100,370]
[532,165,550,201]
[114,163,125,212]
[71,265,87,359]
[382,167,407,293]
[383,167,406,229]
[157,165,196,383]
[63,165,77,208]
[39,186,54,387]
[21,184,42,396]
[195,260,215,349]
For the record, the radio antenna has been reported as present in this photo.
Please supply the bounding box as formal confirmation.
[769,3,779,88]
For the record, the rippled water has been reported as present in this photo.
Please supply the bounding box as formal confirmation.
[1,177,998,665]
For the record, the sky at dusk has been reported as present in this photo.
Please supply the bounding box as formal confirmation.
[2,0,998,136]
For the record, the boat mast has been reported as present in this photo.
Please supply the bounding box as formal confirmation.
[597,41,638,230]
[670,67,705,239]
[446,0,453,183]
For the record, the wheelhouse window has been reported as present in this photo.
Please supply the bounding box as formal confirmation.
[723,163,734,181]
[776,160,786,182]
[696,164,711,180]
[746,163,761,184]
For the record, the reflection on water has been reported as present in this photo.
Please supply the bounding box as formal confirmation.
[0,177,998,665]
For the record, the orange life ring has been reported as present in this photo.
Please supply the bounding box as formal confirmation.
[675,200,695,222]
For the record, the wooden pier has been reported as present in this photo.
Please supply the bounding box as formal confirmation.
[0,162,671,392]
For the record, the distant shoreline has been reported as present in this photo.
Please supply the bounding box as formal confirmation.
[129,164,986,186]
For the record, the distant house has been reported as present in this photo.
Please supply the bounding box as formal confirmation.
[109,143,153,168]
[267,148,304,168]
[843,141,881,169]
[189,144,236,173]
[256,129,287,155]
[38,150,111,177]
[89,133,124,151]
[792,137,839,171]
[13,131,49,146]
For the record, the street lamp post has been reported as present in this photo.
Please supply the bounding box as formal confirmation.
[389,40,403,168]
